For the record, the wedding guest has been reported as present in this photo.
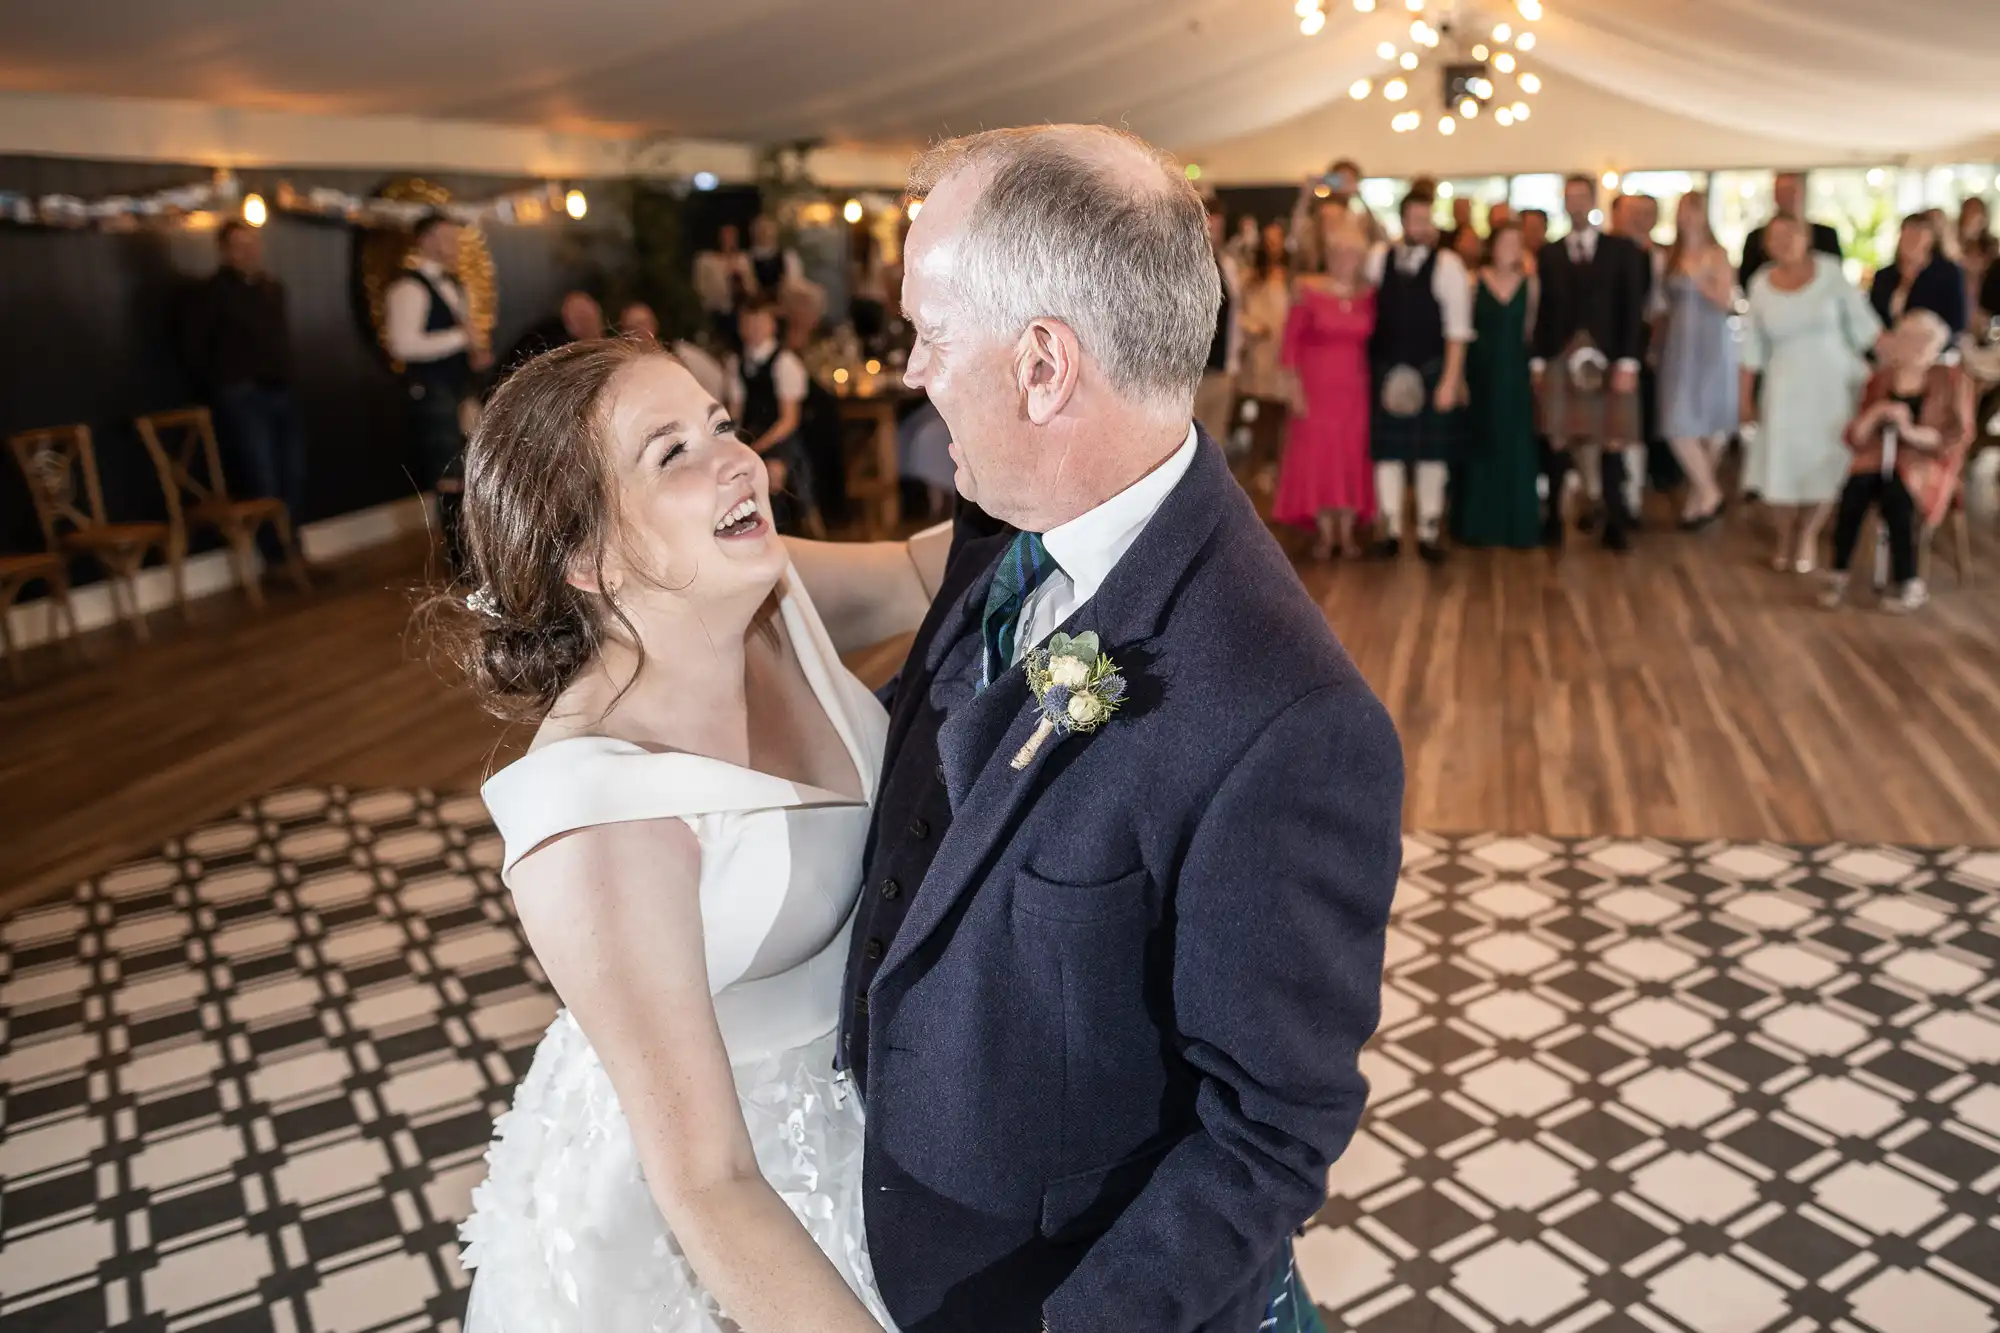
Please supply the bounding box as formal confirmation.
[1656,191,1739,528]
[1367,189,1471,562]
[849,226,890,348]
[692,222,752,345]
[503,291,605,376]
[1871,213,1969,336]
[1822,310,1973,613]
[1489,201,1515,232]
[1194,196,1245,443]
[1741,214,1882,572]
[617,300,730,406]
[180,220,306,565]
[1289,157,1387,255]
[1618,192,1678,501]
[1533,175,1650,551]
[725,297,813,533]
[1520,209,1550,268]
[1739,171,1843,287]
[1273,211,1375,559]
[1229,213,1263,267]
[746,214,806,299]
[1237,220,1297,486]
[385,212,491,571]
[1961,198,1997,329]
[1456,221,1542,549]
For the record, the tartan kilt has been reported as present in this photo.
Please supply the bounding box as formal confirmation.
[1539,334,1641,447]
[1370,358,1467,464]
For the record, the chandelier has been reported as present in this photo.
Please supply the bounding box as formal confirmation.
[1295,0,1545,136]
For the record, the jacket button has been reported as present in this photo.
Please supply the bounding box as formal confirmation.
[855,994,870,1015]
[881,878,902,901]
[864,938,884,962]
[908,817,930,840]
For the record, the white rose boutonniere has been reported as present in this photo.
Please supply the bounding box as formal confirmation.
[1012,631,1128,771]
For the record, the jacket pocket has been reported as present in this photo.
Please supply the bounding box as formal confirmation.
[1039,1141,1174,1245]
[1011,865,1149,924]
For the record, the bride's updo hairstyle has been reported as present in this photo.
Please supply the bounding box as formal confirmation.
[430,337,654,723]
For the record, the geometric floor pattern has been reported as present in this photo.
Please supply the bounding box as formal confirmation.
[0,794,1995,1333]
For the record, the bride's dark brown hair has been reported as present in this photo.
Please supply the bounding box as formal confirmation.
[426,338,655,723]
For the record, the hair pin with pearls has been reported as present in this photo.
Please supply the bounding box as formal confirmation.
[466,586,500,618]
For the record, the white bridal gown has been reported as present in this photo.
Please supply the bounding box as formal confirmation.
[459,572,894,1332]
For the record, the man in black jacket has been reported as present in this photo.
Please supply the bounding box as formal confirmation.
[181,221,305,563]
[1739,171,1843,289]
[1533,175,1651,550]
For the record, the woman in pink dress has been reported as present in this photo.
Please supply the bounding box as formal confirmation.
[1274,211,1377,559]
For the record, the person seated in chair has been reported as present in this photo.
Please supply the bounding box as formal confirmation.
[1822,310,1974,614]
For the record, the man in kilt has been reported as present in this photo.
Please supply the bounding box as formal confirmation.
[1533,174,1652,551]
[1367,189,1473,563]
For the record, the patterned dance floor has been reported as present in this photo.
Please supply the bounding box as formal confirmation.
[0,788,1995,1332]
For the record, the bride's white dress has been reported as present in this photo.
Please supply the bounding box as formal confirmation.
[459,572,893,1331]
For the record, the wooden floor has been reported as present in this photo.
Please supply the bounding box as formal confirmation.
[5,485,1999,911]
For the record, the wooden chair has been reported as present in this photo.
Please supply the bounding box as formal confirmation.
[0,551,78,684]
[7,424,179,641]
[135,407,309,610]
[1922,484,1975,587]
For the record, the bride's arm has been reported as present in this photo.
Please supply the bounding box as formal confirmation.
[510,820,883,1333]
[784,523,952,656]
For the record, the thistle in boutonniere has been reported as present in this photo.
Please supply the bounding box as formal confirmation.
[1012,631,1128,771]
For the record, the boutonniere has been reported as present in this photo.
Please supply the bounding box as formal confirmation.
[1012,632,1128,771]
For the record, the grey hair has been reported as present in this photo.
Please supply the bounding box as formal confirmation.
[908,125,1219,414]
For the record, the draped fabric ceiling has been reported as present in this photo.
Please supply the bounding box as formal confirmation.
[2,0,1997,183]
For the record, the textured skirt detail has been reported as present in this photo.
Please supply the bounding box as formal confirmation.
[459,1011,892,1331]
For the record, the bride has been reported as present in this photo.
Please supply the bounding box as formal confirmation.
[444,338,945,1331]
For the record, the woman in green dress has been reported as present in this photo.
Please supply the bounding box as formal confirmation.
[1455,222,1543,549]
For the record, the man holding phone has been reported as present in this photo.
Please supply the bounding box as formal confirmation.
[1290,157,1388,255]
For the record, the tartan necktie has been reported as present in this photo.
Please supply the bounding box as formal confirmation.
[980,531,1057,687]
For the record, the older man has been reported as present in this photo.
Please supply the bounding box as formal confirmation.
[838,125,1403,1333]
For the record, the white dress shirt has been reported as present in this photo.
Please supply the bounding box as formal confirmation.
[692,249,752,314]
[671,339,730,405]
[384,259,471,364]
[1013,424,1199,662]
[1364,243,1474,343]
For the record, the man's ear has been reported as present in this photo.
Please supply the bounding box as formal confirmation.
[1016,318,1083,426]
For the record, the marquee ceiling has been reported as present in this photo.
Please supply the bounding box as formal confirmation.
[3,0,1995,181]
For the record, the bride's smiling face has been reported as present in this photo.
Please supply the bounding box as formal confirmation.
[593,355,785,607]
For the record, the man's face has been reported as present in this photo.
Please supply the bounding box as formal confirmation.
[1774,174,1804,218]
[1452,198,1474,229]
[420,223,462,267]
[223,228,263,273]
[1565,181,1596,228]
[1402,204,1439,249]
[900,169,1065,526]
[1636,198,1660,239]
[561,293,605,341]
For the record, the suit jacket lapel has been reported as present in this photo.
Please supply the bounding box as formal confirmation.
[875,433,1239,985]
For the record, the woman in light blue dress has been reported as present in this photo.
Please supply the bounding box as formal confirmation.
[1740,215,1882,572]
[1655,191,1739,529]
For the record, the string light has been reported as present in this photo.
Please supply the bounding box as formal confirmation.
[1438,182,1455,198]
[1294,0,1317,13]
[1300,7,1326,33]
[1353,0,1375,11]
[833,368,850,385]
[1377,40,1397,58]
[1460,98,1480,118]
[1404,0,1424,9]
[1438,116,1457,135]
[1495,107,1515,126]
[692,171,719,191]
[1518,0,1542,18]
[866,359,883,374]
[1866,168,1886,186]
[1184,163,1203,181]
[1493,22,1512,40]
[1516,31,1536,49]
[564,188,588,220]
[1494,51,1516,72]
[1472,43,1490,59]
[241,194,268,228]
[1350,78,1373,99]
[906,199,924,220]
[1384,77,1409,100]
[842,198,864,224]
[1601,171,1621,190]
[1400,50,1419,69]
[1510,101,1531,119]
[1518,71,1541,93]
